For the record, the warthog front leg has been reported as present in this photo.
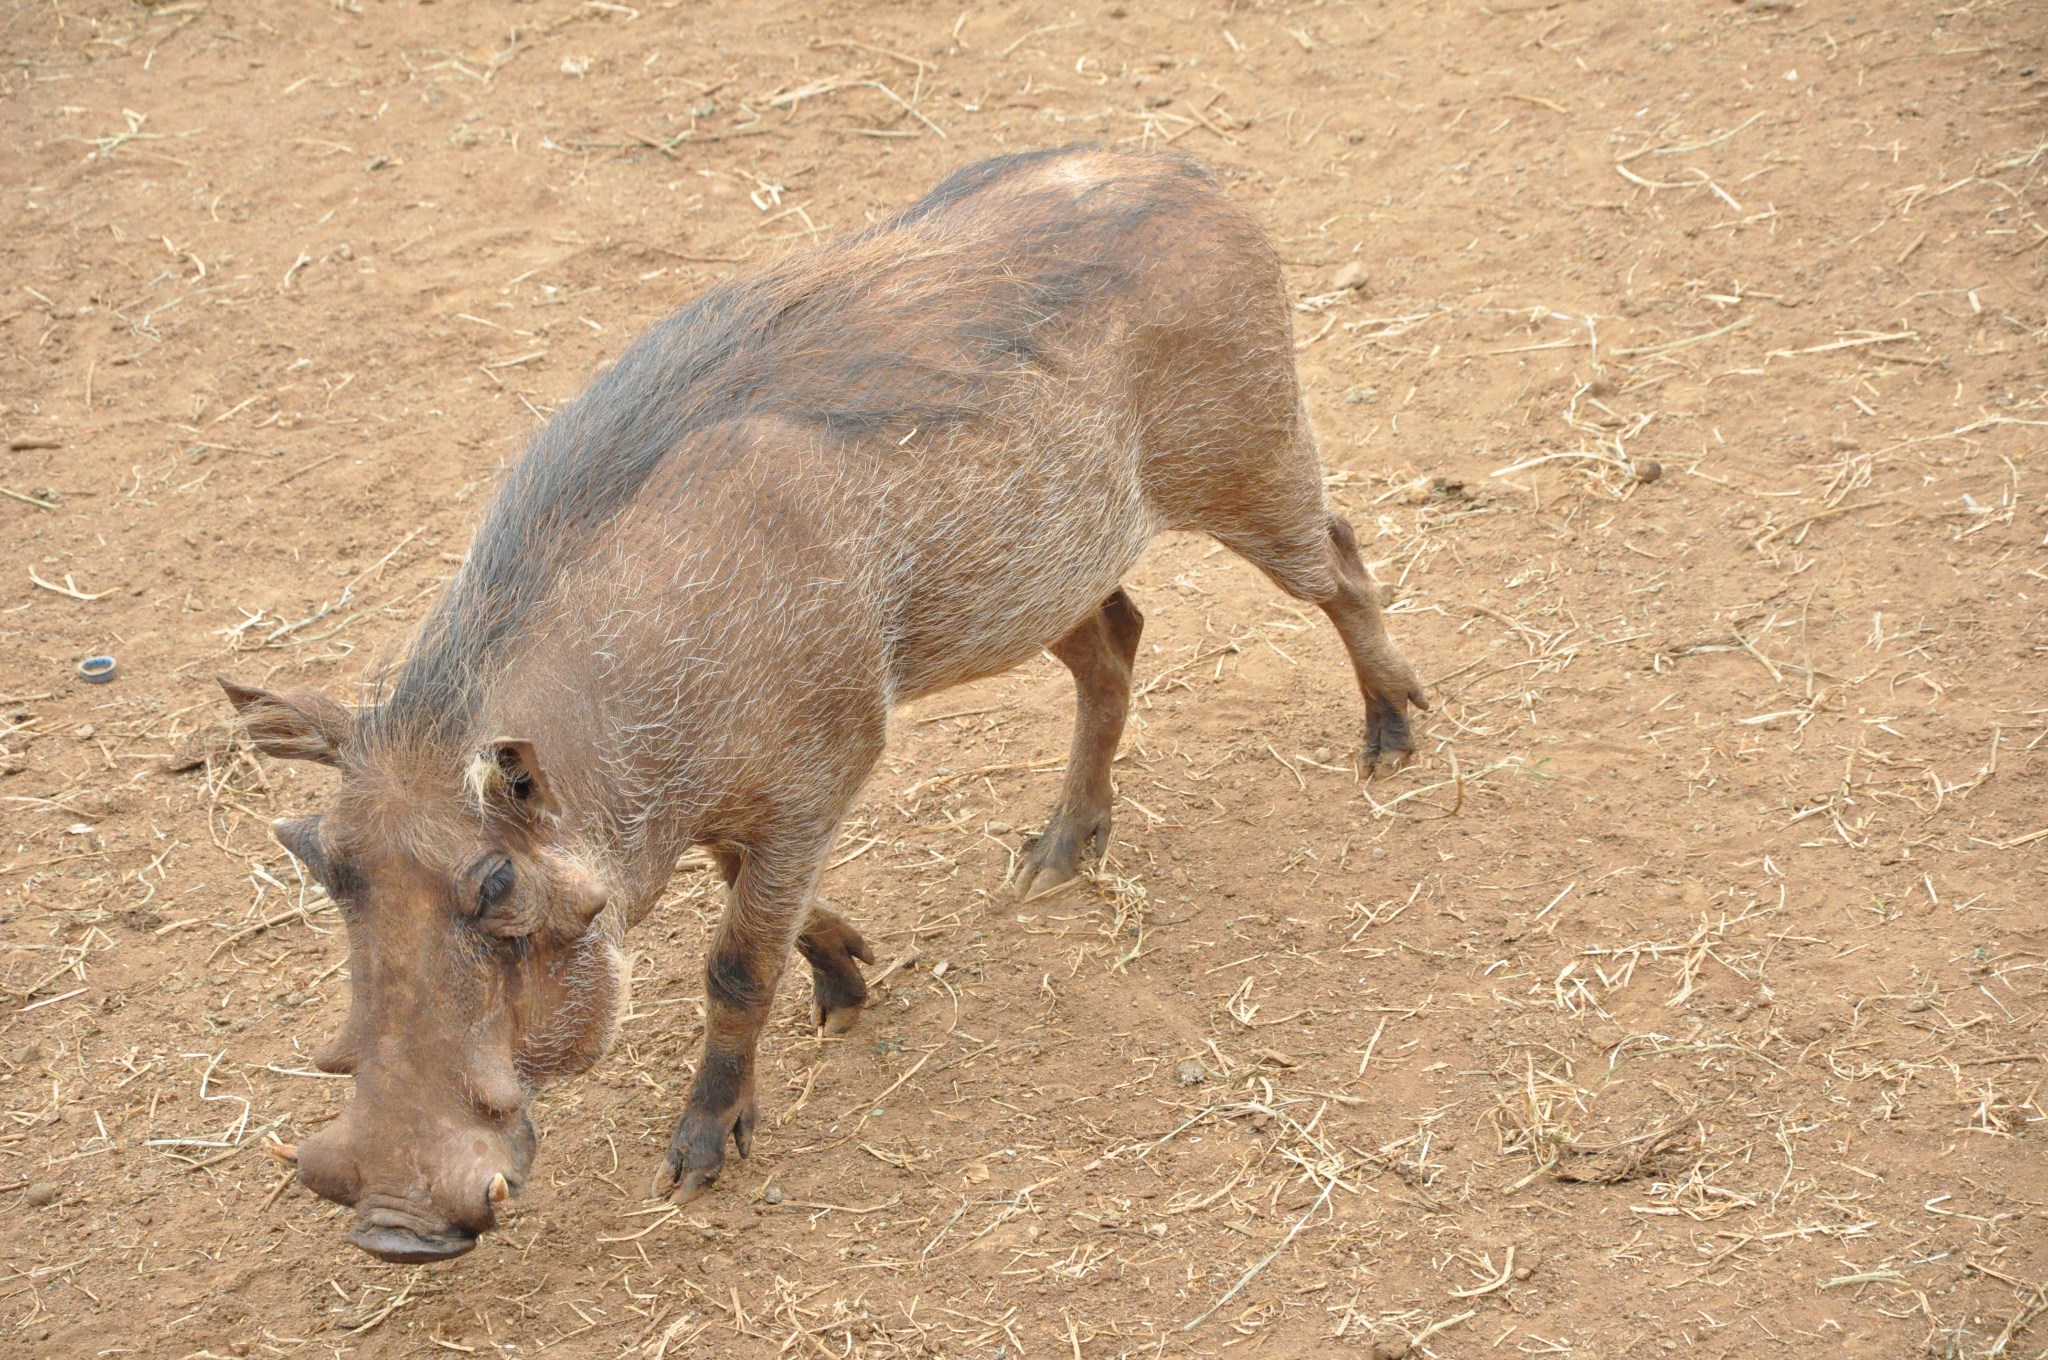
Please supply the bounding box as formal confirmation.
[655,833,849,1204]
[796,905,874,1035]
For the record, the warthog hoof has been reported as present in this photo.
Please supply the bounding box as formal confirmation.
[1014,806,1110,900]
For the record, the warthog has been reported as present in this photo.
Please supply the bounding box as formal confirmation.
[225,146,1426,1262]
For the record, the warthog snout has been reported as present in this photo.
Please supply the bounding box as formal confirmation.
[284,1099,536,1264]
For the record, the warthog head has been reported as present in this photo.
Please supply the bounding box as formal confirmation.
[221,679,626,1262]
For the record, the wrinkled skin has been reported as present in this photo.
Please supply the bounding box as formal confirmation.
[226,682,624,1263]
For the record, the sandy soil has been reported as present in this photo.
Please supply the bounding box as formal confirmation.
[2,1,2045,1356]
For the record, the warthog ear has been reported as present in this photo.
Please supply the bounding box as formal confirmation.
[486,739,561,822]
[218,678,356,766]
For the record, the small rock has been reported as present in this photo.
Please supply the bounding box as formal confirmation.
[1372,1338,1411,1360]
[560,56,591,78]
[1330,260,1369,293]
[1313,746,1332,763]
[1175,1059,1208,1086]
[1633,459,1664,484]
[73,724,96,740]
[762,1184,783,1205]
[986,820,1012,835]
[26,1183,60,1208]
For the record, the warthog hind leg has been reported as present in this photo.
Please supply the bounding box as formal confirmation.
[1213,440,1429,775]
[1314,512,1429,771]
[1015,588,1143,898]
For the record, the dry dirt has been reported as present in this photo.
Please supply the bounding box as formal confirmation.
[3,1,2046,1357]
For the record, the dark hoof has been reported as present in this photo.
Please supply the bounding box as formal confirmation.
[655,1091,757,1204]
[652,1163,719,1206]
[1015,808,1109,899]
[1362,696,1421,774]
[797,910,875,1036]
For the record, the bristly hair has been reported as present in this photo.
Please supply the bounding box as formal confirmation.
[370,145,1217,747]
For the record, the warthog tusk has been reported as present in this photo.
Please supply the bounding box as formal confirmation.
[266,1140,299,1165]
[489,1173,510,1204]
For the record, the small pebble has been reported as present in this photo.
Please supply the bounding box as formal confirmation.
[762,1184,783,1205]
[1175,1059,1208,1086]
[986,820,1012,835]
[26,1183,60,1208]
[1331,260,1369,292]
[1372,1338,1411,1360]
[1634,459,1664,484]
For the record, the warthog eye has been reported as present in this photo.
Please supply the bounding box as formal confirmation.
[477,858,516,915]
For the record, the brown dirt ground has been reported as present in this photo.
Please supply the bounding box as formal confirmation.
[3,1,2045,1356]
